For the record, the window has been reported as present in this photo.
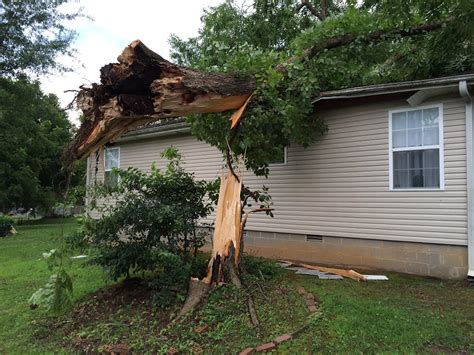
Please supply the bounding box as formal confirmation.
[389,105,444,190]
[104,147,120,188]
[269,146,287,165]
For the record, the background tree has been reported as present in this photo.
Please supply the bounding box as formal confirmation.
[0,0,83,213]
[0,77,77,213]
[0,0,81,77]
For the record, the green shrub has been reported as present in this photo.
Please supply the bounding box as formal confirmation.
[83,147,218,282]
[0,215,14,237]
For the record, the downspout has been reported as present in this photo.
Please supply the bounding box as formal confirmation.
[85,156,90,215]
[459,80,474,280]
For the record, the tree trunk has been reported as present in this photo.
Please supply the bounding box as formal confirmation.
[65,40,255,165]
[180,169,243,316]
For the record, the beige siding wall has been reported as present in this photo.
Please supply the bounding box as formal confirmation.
[87,96,467,246]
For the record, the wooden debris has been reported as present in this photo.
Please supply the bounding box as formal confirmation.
[281,260,367,282]
[193,324,209,334]
[191,344,203,354]
[239,348,255,355]
[255,342,276,352]
[273,334,292,344]
[230,94,253,128]
[99,343,130,354]
[296,286,306,295]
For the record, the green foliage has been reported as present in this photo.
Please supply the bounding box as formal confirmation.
[29,268,73,314]
[0,215,14,237]
[29,246,73,313]
[0,0,81,77]
[171,0,474,176]
[149,251,192,308]
[0,77,80,213]
[241,255,281,280]
[0,218,105,353]
[84,147,218,281]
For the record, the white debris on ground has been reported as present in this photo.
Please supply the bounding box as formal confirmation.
[362,275,389,281]
[277,261,388,281]
[70,255,88,259]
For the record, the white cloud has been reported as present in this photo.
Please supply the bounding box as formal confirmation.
[40,0,223,125]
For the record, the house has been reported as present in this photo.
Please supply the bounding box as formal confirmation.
[86,73,474,280]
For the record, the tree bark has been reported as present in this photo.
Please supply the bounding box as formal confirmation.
[179,169,244,317]
[65,40,255,164]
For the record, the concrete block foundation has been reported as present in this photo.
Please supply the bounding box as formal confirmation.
[238,230,468,280]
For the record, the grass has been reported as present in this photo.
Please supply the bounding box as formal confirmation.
[0,219,473,353]
[0,218,106,353]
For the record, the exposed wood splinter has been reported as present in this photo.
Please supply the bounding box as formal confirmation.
[281,260,368,282]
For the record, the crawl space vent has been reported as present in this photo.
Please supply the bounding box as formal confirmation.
[306,234,323,242]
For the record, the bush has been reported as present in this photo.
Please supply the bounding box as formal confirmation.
[83,147,218,282]
[0,215,14,237]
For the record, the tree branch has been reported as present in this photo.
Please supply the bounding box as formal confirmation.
[240,208,274,234]
[276,19,450,72]
[321,0,328,20]
[297,0,324,21]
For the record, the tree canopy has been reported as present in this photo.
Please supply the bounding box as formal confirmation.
[0,0,80,77]
[0,0,83,212]
[0,77,77,212]
[168,0,474,175]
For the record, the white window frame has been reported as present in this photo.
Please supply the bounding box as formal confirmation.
[388,103,445,191]
[104,146,120,182]
[269,146,288,166]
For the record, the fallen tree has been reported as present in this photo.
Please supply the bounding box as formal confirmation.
[67,40,255,163]
[64,6,462,320]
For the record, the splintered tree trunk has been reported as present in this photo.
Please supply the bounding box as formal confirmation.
[66,40,255,164]
[180,169,243,316]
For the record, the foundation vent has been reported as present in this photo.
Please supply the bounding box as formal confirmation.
[306,234,323,242]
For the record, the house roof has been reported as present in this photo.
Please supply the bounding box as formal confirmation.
[312,73,474,104]
[118,118,189,142]
[120,73,474,141]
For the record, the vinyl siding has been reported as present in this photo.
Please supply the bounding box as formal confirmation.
[87,96,467,246]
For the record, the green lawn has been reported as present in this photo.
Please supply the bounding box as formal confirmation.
[0,218,106,353]
[0,219,473,353]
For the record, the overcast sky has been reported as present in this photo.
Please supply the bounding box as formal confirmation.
[40,0,224,125]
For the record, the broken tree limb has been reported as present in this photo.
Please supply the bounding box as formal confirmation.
[230,94,253,129]
[281,260,368,282]
[240,208,274,237]
[66,40,255,162]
